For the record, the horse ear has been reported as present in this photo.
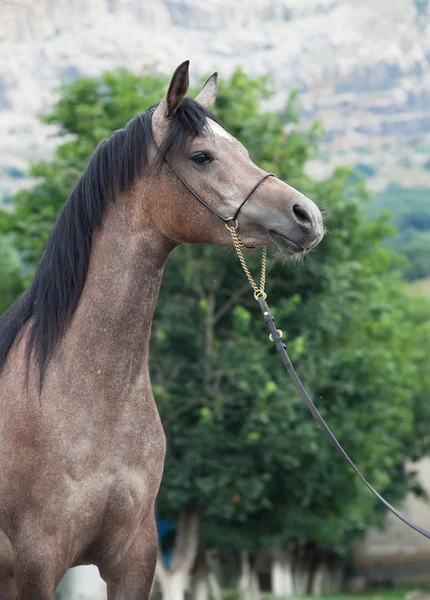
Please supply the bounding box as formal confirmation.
[153,61,190,129]
[194,72,218,110]
[165,60,190,116]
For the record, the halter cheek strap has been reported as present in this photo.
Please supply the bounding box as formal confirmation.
[162,158,231,223]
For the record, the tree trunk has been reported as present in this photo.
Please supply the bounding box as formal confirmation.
[310,558,342,596]
[208,572,222,600]
[156,508,201,600]
[192,549,209,600]
[271,549,294,597]
[311,563,330,596]
[55,566,107,599]
[269,544,343,597]
[191,548,222,600]
[293,564,309,595]
[192,573,209,600]
[292,544,311,596]
[157,571,189,600]
[238,552,260,600]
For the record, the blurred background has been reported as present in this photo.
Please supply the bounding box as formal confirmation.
[0,1,429,599]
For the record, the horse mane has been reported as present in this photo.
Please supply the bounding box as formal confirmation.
[0,98,217,383]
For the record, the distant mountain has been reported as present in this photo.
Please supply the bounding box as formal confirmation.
[1,0,429,200]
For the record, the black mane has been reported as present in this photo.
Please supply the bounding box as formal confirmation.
[0,98,216,382]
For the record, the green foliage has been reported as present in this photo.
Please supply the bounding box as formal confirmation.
[368,184,430,280]
[1,67,429,564]
[0,236,24,312]
[152,75,430,555]
[223,591,416,600]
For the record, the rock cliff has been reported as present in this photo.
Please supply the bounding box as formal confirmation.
[1,0,429,199]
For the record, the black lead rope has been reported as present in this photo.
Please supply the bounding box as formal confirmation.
[258,296,430,540]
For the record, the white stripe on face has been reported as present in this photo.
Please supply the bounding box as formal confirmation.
[208,120,234,142]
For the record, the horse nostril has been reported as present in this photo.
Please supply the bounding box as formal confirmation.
[292,204,313,229]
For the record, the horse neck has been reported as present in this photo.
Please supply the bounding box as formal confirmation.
[59,183,174,389]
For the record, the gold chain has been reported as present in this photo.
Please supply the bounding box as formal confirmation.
[226,219,267,300]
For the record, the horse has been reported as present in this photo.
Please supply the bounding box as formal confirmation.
[0,60,324,599]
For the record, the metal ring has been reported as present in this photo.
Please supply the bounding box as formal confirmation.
[225,217,238,231]
[254,290,267,300]
[269,329,283,342]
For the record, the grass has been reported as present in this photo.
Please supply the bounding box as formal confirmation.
[262,594,409,600]
[222,588,428,600]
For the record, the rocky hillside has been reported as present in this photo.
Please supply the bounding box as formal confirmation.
[1,0,429,200]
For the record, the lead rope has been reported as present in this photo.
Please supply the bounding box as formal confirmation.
[226,222,430,541]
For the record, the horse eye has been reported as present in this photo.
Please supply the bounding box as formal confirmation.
[191,152,212,165]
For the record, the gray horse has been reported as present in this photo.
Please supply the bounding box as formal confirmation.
[0,61,323,599]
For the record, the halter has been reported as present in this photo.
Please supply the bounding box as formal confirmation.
[160,152,273,297]
[153,128,430,541]
[161,154,275,226]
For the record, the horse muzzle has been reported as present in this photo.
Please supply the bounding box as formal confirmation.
[268,195,324,255]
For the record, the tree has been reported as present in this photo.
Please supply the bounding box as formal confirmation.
[154,169,429,597]
[151,75,430,596]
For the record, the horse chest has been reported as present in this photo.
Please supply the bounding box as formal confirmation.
[105,471,150,524]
